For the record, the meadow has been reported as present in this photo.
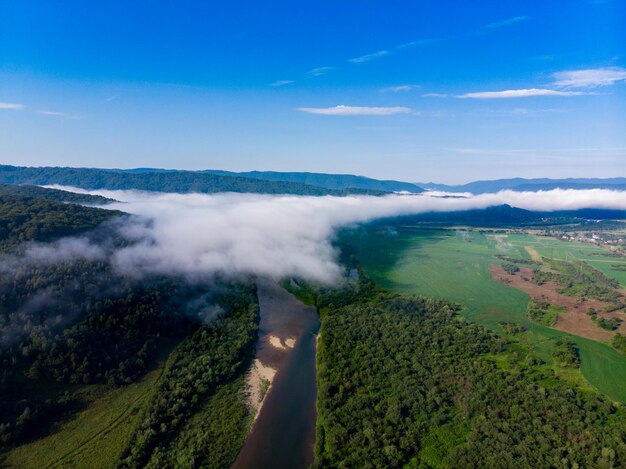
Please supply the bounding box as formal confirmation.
[3,365,163,469]
[341,226,626,403]
[506,233,626,287]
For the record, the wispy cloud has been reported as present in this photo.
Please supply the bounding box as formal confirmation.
[349,50,390,64]
[454,66,624,101]
[297,105,411,116]
[480,15,529,31]
[271,79,295,87]
[307,66,333,77]
[380,85,420,93]
[38,110,67,116]
[395,38,439,49]
[422,93,449,98]
[349,38,437,66]
[457,88,587,99]
[0,102,24,110]
[37,110,78,118]
[104,96,118,103]
[552,67,626,88]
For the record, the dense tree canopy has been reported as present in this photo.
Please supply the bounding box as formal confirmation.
[0,192,120,251]
[0,187,258,458]
[314,281,626,468]
[0,184,115,205]
[0,165,384,196]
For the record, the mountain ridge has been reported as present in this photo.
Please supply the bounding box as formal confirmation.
[0,165,387,196]
[417,177,626,194]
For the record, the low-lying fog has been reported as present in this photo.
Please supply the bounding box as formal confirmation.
[35,187,626,283]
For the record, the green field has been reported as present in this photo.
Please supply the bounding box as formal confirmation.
[3,366,163,469]
[505,233,626,287]
[342,226,626,403]
[2,343,252,469]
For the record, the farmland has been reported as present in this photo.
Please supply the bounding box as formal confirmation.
[341,225,626,403]
[505,233,626,288]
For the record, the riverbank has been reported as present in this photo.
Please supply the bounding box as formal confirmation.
[233,279,319,469]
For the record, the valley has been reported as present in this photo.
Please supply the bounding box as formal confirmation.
[2,183,626,467]
[233,280,319,469]
[4,2,625,465]
[342,225,626,402]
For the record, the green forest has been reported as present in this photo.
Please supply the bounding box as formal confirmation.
[0,187,259,467]
[0,184,115,205]
[314,278,626,468]
[0,165,384,196]
[0,191,121,251]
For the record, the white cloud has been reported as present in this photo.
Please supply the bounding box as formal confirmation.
[271,80,295,87]
[457,88,587,99]
[307,66,333,77]
[454,67,624,101]
[349,50,390,64]
[380,85,420,93]
[348,38,437,65]
[0,102,24,110]
[395,38,438,49]
[481,15,529,30]
[422,93,449,98]
[552,67,626,88]
[297,105,412,116]
[37,110,69,117]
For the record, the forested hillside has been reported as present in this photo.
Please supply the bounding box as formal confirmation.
[205,170,424,193]
[418,177,626,194]
[369,204,626,228]
[0,187,260,467]
[0,192,121,251]
[119,287,258,468]
[313,279,626,468]
[0,184,115,205]
[0,165,386,196]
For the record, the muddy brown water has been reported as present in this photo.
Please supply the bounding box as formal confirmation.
[232,280,319,469]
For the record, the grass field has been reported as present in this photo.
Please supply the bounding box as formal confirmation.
[3,333,255,469]
[342,226,626,403]
[3,366,163,469]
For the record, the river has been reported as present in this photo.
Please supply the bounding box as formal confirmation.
[232,279,319,469]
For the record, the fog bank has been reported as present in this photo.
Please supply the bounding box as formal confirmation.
[42,187,626,283]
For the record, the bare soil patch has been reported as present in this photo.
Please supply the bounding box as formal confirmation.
[490,264,626,341]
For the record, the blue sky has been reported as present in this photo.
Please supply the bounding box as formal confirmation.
[1,0,625,183]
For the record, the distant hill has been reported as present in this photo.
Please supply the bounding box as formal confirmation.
[375,204,626,228]
[417,178,626,194]
[383,204,538,226]
[0,184,116,205]
[0,189,123,251]
[204,170,424,193]
[0,165,386,196]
